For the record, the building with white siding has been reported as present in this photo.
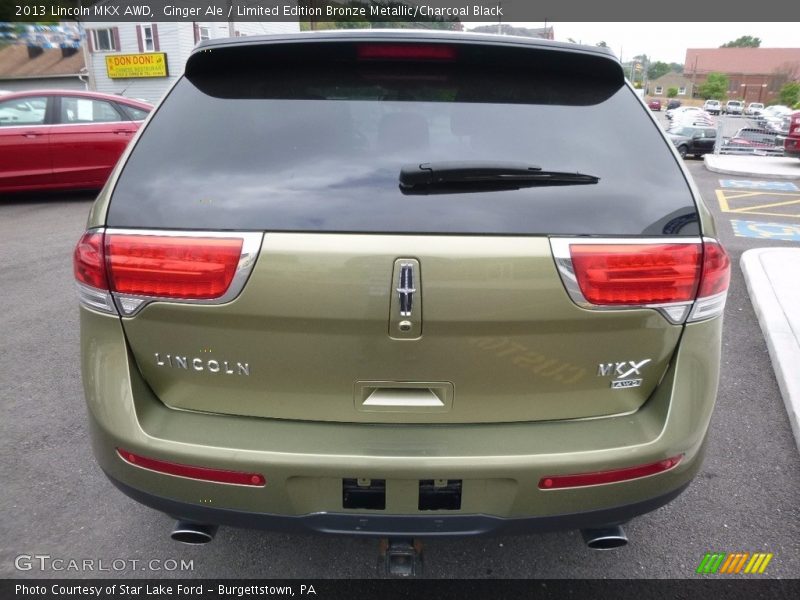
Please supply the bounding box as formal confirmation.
[84,21,299,104]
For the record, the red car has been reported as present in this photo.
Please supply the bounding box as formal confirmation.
[648,99,662,111]
[785,111,800,159]
[0,89,152,193]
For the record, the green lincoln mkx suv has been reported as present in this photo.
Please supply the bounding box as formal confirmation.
[74,31,730,565]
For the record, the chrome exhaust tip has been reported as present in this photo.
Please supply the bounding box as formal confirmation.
[580,525,628,550]
[170,521,217,545]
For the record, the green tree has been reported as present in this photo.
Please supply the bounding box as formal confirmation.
[720,36,762,48]
[698,72,729,100]
[647,61,671,81]
[778,82,800,107]
[669,62,684,74]
[667,87,679,98]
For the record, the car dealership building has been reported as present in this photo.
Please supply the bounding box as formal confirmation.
[84,20,300,104]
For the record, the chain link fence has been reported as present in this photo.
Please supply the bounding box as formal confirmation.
[714,115,785,157]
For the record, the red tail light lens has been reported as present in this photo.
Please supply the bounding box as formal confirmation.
[106,234,243,299]
[569,244,702,305]
[118,449,265,486]
[73,231,108,289]
[357,43,457,61]
[539,455,683,489]
[698,241,731,298]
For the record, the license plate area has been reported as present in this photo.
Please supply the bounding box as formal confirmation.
[342,478,386,510]
[418,479,462,511]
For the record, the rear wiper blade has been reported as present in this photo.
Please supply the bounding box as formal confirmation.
[399,161,599,195]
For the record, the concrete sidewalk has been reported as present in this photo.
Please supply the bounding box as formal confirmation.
[741,248,800,453]
[705,155,800,180]
[702,153,800,450]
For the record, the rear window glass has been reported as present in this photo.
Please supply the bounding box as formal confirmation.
[108,52,699,236]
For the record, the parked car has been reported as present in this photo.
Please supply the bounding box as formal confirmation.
[648,98,662,111]
[756,105,792,128]
[74,32,730,565]
[670,109,715,128]
[666,99,682,111]
[0,89,152,193]
[703,100,721,115]
[785,111,800,158]
[720,128,784,156]
[672,118,715,130]
[722,100,743,115]
[745,102,765,116]
[666,125,717,158]
[667,105,706,122]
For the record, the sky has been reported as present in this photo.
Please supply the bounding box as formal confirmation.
[473,23,799,65]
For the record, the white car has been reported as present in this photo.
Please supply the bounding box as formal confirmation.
[667,106,704,121]
[723,100,743,115]
[703,100,721,115]
[670,107,715,128]
[758,105,793,130]
[745,102,765,116]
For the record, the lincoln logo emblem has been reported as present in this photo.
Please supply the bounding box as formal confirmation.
[397,263,416,317]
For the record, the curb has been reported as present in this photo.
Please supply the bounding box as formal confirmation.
[704,156,800,180]
[740,248,800,453]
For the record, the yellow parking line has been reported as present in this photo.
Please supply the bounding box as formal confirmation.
[729,198,800,212]
[719,191,771,200]
[716,189,800,219]
[716,189,731,212]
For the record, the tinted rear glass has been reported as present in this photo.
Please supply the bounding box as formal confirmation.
[108,46,699,236]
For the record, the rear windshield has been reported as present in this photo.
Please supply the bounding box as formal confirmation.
[108,49,699,236]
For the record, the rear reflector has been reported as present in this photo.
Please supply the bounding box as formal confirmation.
[106,234,243,299]
[569,244,701,305]
[357,44,457,61]
[538,455,683,489]
[117,448,266,486]
[74,231,108,290]
[697,241,730,298]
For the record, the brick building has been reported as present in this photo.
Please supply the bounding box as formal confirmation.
[684,48,800,103]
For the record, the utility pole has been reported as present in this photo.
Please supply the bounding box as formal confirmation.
[77,0,95,92]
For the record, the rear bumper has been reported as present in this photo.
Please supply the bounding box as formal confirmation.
[82,308,721,535]
[106,472,690,537]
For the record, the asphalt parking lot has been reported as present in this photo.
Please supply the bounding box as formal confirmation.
[0,159,798,578]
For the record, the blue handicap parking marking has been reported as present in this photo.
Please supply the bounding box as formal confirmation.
[720,179,799,192]
[731,219,800,241]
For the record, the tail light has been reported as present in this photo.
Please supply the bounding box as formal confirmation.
[551,238,730,323]
[73,229,262,315]
[106,235,243,299]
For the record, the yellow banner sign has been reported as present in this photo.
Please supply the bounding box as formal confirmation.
[105,53,168,79]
